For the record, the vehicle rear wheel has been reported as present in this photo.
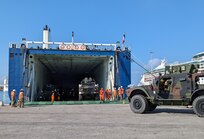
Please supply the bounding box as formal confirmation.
[79,94,83,101]
[193,96,204,117]
[130,95,148,114]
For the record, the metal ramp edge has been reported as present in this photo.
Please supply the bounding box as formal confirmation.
[25,100,129,105]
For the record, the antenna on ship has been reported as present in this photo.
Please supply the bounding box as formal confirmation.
[150,51,153,72]
[72,31,74,44]
[122,33,125,48]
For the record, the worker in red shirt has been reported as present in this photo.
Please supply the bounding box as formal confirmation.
[108,89,112,101]
[105,89,111,101]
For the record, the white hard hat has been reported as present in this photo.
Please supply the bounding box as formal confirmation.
[13,89,16,91]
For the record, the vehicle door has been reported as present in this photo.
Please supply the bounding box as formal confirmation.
[171,73,191,99]
[158,76,172,99]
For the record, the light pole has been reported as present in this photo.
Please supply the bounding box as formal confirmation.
[150,51,153,71]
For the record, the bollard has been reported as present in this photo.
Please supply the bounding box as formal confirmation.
[0,101,4,106]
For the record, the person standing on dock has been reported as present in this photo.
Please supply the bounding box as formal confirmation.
[18,89,24,108]
[105,89,111,101]
[112,87,117,101]
[51,91,55,102]
[11,89,16,107]
[108,89,112,101]
[119,86,124,101]
[99,88,104,102]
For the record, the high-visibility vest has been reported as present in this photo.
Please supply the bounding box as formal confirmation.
[113,89,117,97]
[121,88,124,95]
[100,89,104,96]
[51,93,55,102]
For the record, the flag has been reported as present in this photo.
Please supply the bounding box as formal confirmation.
[122,33,125,44]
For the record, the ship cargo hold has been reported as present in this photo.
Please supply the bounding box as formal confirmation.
[8,26,131,102]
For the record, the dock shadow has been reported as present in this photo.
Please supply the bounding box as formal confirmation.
[146,107,194,115]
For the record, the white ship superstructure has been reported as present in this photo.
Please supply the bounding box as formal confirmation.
[3,79,8,92]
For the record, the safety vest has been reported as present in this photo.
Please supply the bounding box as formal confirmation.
[51,93,55,102]
[119,88,124,95]
[113,89,117,97]
[100,89,104,96]
[121,88,124,94]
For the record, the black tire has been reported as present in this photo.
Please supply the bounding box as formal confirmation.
[130,95,149,114]
[79,94,83,101]
[148,103,157,111]
[193,96,204,117]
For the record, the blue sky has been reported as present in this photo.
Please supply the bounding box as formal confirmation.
[0,0,204,84]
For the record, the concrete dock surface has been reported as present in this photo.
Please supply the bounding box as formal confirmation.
[0,104,204,139]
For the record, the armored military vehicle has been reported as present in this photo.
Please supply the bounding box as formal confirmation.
[78,77,99,101]
[126,64,204,117]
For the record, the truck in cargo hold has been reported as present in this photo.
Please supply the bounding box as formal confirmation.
[78,77,99,101]
[126,63,204,117]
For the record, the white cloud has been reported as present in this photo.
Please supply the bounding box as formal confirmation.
[147,58,161,70]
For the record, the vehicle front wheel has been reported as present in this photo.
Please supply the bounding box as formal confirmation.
[193,96,204,117]
[130,95,148,114]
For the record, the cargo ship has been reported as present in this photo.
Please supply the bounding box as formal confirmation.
[8,26,131,101]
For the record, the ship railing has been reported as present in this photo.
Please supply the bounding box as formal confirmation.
[10,41,119,51]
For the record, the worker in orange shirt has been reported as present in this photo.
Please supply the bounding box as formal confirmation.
[119,86,124,101]
[11,89,16,107]
[112,87,117,101]
[51,91,55,102]
[99,88,105,102]
[18,89,24,108]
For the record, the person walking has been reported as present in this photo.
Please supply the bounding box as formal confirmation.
[18,89,24,108]
[11,89,16,107]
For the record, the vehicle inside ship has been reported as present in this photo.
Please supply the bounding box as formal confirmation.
[27,54,114,101]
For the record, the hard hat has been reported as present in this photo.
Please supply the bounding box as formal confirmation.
[13,89,16,92]
[20,89,24,91]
